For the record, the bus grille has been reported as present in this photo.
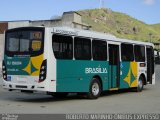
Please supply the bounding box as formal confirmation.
[16,85,28,89]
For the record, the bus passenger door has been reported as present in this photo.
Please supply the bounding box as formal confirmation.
[108,44,120,89]
[146,46,154,84]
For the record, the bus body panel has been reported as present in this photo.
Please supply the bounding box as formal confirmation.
[152,73,155,85]
[120,62,138,89]
[138,62,147,82]
[108,65,117,88]
[4,54,43,76]
[3,54,44,90]
[56,60,143,92]
[45,28,57,92]
[56,60,109,92]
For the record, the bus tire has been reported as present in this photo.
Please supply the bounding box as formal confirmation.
[136,76,144,92]
[87,78,102,99]
[51,92,68,98]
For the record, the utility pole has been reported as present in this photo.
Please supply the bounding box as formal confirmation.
[102,0,105,8]
[99,0,102,9]
[149,33,152,43]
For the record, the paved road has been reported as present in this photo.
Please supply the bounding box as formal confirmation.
[0,65,160,114]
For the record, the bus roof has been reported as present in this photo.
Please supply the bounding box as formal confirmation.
[6,26,154,47]
[51,27,154,46]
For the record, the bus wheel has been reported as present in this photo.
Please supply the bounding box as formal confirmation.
[87,78,102,99]
[51,92,68,98]
[136,76,144,92]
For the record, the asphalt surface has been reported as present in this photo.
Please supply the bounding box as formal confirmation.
[0,65,160,114]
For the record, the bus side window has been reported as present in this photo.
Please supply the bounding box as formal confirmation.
[52,34,73,60]
[134,45,145,62]
[92,40,107,61]
[121,43,134,61]
[74,37,91,60]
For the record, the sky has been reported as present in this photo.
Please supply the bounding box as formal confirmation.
[0,0,159,24]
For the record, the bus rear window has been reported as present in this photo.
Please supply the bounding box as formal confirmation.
[5,28,44,56]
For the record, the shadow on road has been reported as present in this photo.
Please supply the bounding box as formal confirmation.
[11,94,86,103]
[0,87,153,103]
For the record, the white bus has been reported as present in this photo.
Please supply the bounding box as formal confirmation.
[2,27,155,99]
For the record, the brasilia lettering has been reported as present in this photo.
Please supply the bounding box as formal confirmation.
[85,68,108,74]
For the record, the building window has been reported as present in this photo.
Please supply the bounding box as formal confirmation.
[52,34,73,59]
[121,43,134,61]
[92,40,107,61]
[74,37,91,60]
[134,45,145,62]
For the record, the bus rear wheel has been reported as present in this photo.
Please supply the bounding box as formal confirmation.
[87,78,102,99]
[136,76,144,92]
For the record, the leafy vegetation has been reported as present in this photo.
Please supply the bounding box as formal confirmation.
[78,8,160,43]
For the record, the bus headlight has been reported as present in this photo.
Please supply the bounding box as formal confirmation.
[2,60,7,81]
[39,60,47,83]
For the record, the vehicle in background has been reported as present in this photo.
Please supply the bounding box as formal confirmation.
[154,50,160,64]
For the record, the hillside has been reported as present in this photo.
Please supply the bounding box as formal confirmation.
[78,8,160,43]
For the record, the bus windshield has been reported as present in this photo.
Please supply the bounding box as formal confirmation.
[5,28,44,57]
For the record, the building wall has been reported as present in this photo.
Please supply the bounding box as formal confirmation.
[0,23,8,34]
[62,13,74,27]
[8,21,29,29]
[73,13,82,23]
[0,34,4,61]
[0,35,3,73]
[31,20,62,27]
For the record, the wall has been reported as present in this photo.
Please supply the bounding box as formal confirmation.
[73,12,82,23]
[62,12,74,27]
[31,20,62,27]
[0,34,4,70]
[8,21,29,29]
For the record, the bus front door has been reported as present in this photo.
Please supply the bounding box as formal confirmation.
[146,46,154,84]
[108,44,120,89]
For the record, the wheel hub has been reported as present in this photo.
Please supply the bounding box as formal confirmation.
[92,83,99,96]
